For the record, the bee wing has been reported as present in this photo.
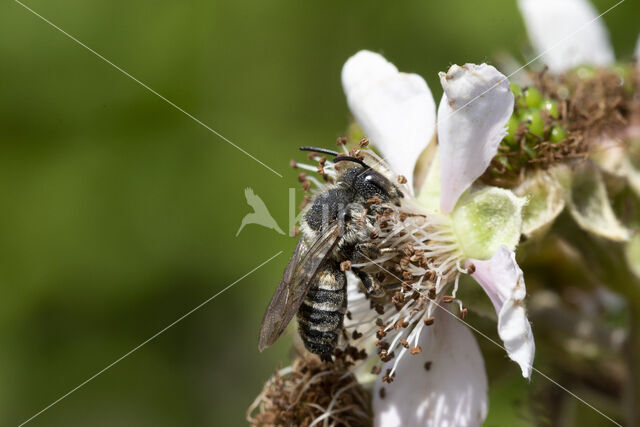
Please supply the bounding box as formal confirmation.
[258,222,341,351]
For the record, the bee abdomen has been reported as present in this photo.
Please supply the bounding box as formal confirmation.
[297,263,347,361]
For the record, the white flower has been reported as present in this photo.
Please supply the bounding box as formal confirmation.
[340,51,535,426]
[372,308,488,427]
[516,0,638,242]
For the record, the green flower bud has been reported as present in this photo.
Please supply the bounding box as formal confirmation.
[511,83,526,109]
[550,126,567,143]
[521,109,544,137]
[451,187,526,260]
[541,99,559,119]
[510,82,523,98]
[504,115,519,145]
[524,87,543,108]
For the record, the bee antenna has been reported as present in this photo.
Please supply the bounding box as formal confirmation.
[298,146,369,169]
[299,146,340,157]
[332,156,370,169]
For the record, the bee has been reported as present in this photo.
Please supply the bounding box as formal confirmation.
[258,146,404,361]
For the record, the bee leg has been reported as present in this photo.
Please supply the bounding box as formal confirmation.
[380,247,400,254]
[352,267,385,298]
[382,282,403,291]
[320,352,334,363]
[353,242,381,262]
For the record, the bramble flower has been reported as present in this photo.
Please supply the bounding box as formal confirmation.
[479,0,640,243]
[334,51,535,426]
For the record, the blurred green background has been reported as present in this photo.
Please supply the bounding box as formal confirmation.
[1,0,638,425]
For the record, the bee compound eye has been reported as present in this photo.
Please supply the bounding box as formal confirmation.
[340,210,351,224]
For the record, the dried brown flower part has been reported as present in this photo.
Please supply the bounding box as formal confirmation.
[247,357,371,427]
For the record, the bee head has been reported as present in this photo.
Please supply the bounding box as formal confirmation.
[339,166,404,206]
[298,146,404,205]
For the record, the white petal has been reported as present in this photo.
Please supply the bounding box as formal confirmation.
[438,64,514,213]
[373,308,488,427]
[636,33,640,60]
[416,145,442,213]
[342,50,436,190]
[517,0,615,73]
[470,246,535,378]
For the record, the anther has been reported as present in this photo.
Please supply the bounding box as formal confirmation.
[382,369,395,383]
[374,303,385,315]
